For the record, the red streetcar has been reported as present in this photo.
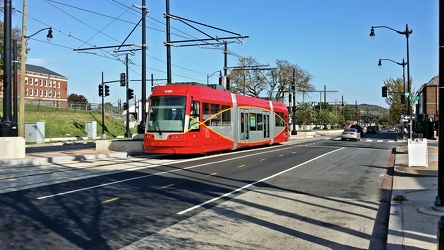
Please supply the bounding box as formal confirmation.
[143,82,289,154]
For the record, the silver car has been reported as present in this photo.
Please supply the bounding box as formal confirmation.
[341,128,361,141]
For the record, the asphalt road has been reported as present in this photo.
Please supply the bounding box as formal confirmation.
[0,133,402,249]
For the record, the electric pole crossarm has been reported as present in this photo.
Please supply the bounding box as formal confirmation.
[164,13,243,36]
[168,36,249,45]
[73,44,135,51]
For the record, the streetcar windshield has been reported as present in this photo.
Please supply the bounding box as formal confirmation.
[147,96,186,133]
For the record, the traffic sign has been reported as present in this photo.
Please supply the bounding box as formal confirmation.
[401,115,416,121]
[410,96,419,101]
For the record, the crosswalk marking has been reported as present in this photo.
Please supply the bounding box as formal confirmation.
[332,138,397,143]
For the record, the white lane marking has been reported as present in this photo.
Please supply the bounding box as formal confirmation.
[377,140,383,142]
[36,145,306,200]
[176,147,344,215]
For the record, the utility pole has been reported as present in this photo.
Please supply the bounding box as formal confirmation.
[437,0,444,208]
[19,0,27,137]
[101,72,105,139]
[138,0,147,134]
[124,54,131,138]
[166,0,171,83]
[291,68,297,135]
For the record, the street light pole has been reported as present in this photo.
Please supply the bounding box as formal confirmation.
[370,24,412,139]
[291,68,297,135]
[0,0,18,137]
[207,70,221,84]
[378,58,407,139]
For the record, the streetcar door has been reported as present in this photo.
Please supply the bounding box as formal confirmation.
[240,109,249,143]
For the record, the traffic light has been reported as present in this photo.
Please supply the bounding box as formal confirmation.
[120,73,126,86]
[98,85,103,97]
[105,85,110,96]
[127,88,134,100]
[401,94,406,104]
[382,86,387,97]
[123,102,128,110]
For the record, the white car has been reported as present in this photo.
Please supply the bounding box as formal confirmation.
[341,128,361,141]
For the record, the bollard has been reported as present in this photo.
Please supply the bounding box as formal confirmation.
[438,216,444,249]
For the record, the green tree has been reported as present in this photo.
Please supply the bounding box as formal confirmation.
[267,59,314,103]
[0,9,24,71]
[383,77,405,124]
[68,93,88,103]
[227,58,314,103]
[227,57,268,97]
[295,102,316,129]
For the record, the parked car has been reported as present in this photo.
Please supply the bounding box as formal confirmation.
[341,128,361,141]
[350,125,364,137]
[366,126,377,134]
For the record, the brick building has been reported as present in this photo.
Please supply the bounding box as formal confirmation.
[0,64,68,108]
[416,75,438,139]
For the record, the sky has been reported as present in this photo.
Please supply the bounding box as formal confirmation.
[9,0,439,109]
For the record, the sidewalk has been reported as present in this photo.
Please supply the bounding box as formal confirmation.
[387,140,441,249]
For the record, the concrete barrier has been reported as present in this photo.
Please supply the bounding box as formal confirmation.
[96,140,144,153]
[0,137,25,159]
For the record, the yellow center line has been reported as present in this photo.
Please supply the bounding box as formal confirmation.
[279,154,284,157]
[161,183,174,189]
[102,197,119,204]
[259,159,265,161]
[208,173,217,177]
[238,164,246,168]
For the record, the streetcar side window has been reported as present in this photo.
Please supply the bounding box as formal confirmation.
[222,105,231,125]
[211,104,221,126]
[203,102,211,126]
[189,101,200,131]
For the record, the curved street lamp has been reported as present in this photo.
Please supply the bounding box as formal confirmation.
[370,24,412,139]
[24,27,53,42]
[378,58,408,139]
[18,27,53,137]
[206,70,221,84]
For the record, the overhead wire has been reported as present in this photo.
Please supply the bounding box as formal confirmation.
[17,0,255,81]
[43,0,211,77]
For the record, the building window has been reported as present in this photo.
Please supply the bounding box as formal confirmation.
[35,79,39,85]
[57,82,60,88]
[30,78,33,85]
[57,92,60,98]
[25,77,28,85]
